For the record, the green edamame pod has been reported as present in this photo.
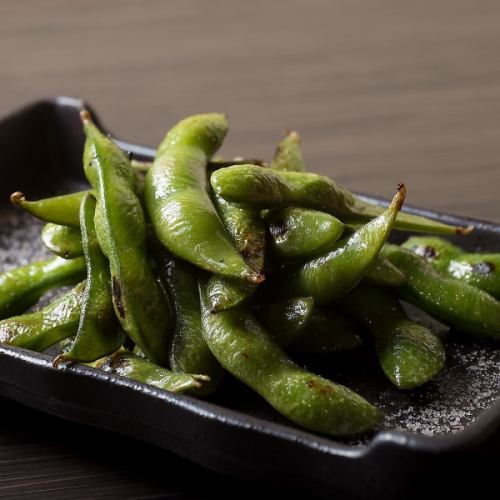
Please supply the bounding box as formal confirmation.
[273,184,406,305]
[132,157,265,174]
[253,297,314,347]
[382,244,500,338]
[81,111,172,365]
[41,223,83,259]
[403,236,500,298]
[267,208,344,260]
[270,130,306,172]
[292,309,363,354]
[364,255,406,286]
[211,166,471,235]
[11,190,88,227]
[200,284,381,436]
[54,194,126,364]
[96,351,209,394]
[206,194,266,311]
[144,113,258,282]
[339,285,445,389]
[0,282,84,351]
[157,251,223,396]
[402,236,462,273]
[0,256,86,319]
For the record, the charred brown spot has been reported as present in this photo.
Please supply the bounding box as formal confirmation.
[414,245,437,259]
[307,379,334,395]
[472,261,495,275]
[112,276,126,319]
[241,351,249,359]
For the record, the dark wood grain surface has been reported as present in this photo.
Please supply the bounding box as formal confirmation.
[1,0,500,497]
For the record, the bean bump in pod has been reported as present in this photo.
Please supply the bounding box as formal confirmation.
[80,110,172,365]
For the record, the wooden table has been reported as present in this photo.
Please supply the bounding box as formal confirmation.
[0,0,499,497]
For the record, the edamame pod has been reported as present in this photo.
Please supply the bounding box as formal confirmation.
[206,194,266,311]
[11,190,88,227]
[144,113,259,282]
[292,309,363,354]
[157,251,223,396]
[364,255,406,286]
[200,284,381,436]
[273,184,406,305]
[81,111,172,365]
[253,297,314,347]
[339,285,445,389]
[41,223,83,259]
[270,130,306,172]
[54,194,125,364]
[403,236,500,298]
[0,256,86,319]
[96,351,209,394]
[0,282,84,351]
[382,244,500,338]
[211,166,471,235]
[267,207,344,260]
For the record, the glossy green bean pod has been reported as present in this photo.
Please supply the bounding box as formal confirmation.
[267,207,344,260]
[273,184,406,305]
[11,190,88,227]
[81,111,172,365]
[96,351,209,394]
[364,255,406,286]
[382,244,500,338]
[270,130,306,172]
[0,256,86,319]
[200,284,381,436]
[211,166,471,235]
[144,113,258,282]
[157,251,223,396]
[41,223,83,259]
[55,194,126,364]
[403,236,500,298]
[0,282,84,351]
[253,297,314,347]
[132,157,265,174]
[339,285,445,389]
[292,309,363,354]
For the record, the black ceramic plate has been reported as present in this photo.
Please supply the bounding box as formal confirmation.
[1,98,499,500]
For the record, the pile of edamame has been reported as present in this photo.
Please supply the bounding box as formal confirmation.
[2,110,499,437]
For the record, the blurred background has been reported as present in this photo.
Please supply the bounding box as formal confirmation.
[1,0,499,221]
[0,1,500,498]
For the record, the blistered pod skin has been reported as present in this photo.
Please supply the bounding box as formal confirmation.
[382,244,500,338]
[200,282,382,436]
[0,282,85,352]
[339,285,445,389]
[144,113,259,282]
[11,190,89,227]
[96,352,209,394]
[211,166,471,235]
[0,256,86,320]
[273,185,406,305]
[267,208,344,260]
[54,194,126,365]
[41,223,83,259]
[206,193,266,311]
[81,111,172,365]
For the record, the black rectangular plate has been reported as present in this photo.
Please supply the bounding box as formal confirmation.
[1,98,499,500]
